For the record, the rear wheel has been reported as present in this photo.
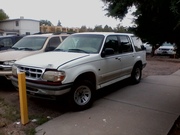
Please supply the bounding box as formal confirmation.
[69,80,94,111]
[131,64,142,84]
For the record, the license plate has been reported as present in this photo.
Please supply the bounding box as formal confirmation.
[162,51,167,54]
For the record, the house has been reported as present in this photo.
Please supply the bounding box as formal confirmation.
[0,17,40,36]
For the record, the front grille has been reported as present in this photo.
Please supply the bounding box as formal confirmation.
[18,66,44,80]
[160,49,169,51]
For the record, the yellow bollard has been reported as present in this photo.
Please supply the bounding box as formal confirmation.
[18,72,29,125]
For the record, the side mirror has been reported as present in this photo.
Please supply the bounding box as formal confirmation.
[141,45,146,50]
[101,48,115,57]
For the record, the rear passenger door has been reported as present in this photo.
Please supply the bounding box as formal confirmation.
[118,35,134,77]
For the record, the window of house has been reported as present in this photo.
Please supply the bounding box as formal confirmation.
[16,21,19,26]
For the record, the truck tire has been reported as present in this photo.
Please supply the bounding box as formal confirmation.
[69,80,94,111]
[131,64,142,84]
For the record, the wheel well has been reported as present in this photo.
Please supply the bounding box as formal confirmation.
[74,72,96,89]
[134,61,143,69]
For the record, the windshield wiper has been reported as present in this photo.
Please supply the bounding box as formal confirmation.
[11,47,34,50]
[68,49,88,53]
[54,49,66,52]
[19,47,34,51]
[11,47,20,50]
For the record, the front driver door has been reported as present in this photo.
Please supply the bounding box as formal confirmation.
[99,35,122,87]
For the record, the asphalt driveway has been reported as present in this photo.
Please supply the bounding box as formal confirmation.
[35,70,180,135]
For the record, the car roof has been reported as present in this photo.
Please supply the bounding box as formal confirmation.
[72,32,134,36]
[0,35,22,38]
[25,33,70,38]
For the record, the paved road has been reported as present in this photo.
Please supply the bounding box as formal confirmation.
[35,70,180,135]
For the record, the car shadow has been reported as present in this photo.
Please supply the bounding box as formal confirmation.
[94,78,132,101]
[0,76,16,91]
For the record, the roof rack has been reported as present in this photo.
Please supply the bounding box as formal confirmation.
[53,32,74,35]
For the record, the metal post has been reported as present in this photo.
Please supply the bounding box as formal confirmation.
[18,72,29,125]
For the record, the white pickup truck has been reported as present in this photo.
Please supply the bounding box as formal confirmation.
[11,32,146,111]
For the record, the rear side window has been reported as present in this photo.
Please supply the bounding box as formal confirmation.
[0,38,13,47]
[15,36,24,42]
[61,36,68,40]
[131,36,144,51]
[46,37,61,51]
[119,35,133,53]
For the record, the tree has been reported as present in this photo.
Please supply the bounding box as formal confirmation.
[103,25,113,32]
[102,0,180,57]
[40,20,53,26]
[0,9,9,20]
[113,24,128,33]
[94,25,103,32]
[79,25,88,32]
[57,20,61,26]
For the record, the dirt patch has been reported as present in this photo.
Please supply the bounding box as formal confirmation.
[0,55,180,135]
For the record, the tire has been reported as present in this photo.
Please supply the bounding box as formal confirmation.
[68,80,94,111]
[131,64,142,84]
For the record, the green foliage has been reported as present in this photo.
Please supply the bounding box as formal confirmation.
[0,97,20,121]
[79,24,128,32]
[102,0,180,56]
[40,20,53,26]
[0,9,9,20]
[24,127,36,135]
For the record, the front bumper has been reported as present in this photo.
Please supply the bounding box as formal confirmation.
[11,76,73,97]
[0,71,12,79]
[155,50,176,55]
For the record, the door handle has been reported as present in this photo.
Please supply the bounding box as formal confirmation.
[115,57,121,61]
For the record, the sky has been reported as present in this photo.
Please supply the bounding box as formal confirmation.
[0,0,135,28]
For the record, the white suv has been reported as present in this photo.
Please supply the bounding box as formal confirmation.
[11,32,146,110]
[0,33,70,79]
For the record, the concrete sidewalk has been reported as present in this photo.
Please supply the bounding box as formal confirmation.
[35,70,180,135]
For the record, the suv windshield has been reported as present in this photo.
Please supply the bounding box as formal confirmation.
[55,34,104,53]
[12,36,47,50]
[162,42,175,46]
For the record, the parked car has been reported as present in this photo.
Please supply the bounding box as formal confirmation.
[155,42,176,55]
[11,32,146,111]
[0,33,70,79]
[0,35,24,51]
[143,42,152,54]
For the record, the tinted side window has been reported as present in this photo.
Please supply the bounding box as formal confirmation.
[61,36,68,40]
[119,35,133,53]
[46,37,61,51]
[0,38,13,47]
[15,36,24,42]
[104,36,119,55]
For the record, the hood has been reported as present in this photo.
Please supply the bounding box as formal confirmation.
[0,50,40,61]
[159,46,175,49]
[15,52,89,69]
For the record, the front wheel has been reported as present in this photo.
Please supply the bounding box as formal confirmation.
[68,80,94,111]
[131,64,142,84]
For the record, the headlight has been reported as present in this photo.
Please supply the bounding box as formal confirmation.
[42,71,65,82]
[3,60,16,66]
[12,65,18,76]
